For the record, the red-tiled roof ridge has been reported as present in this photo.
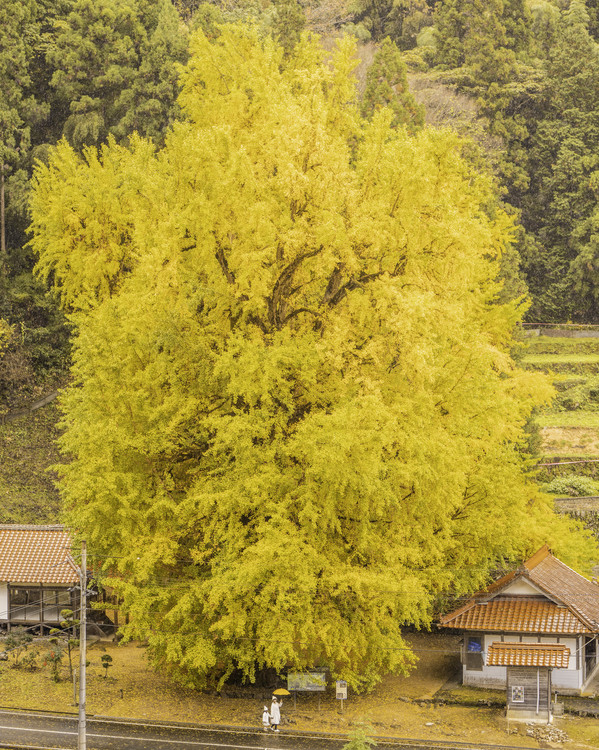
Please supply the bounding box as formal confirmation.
[526,552,599,630]
[523,544,552,571]
[439,550,538,625]
[440,597,592,634]
[479,545,552,600]
[0,524,66,531]
[487,641,570,668]
[440,546,599,632]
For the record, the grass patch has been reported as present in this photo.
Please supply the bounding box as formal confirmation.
[553,377,588,391]
[1,635,596,747]
[525,336,599,355]
[565,717,599,748]
[524,359,599,375]
[537,412,599,427]
[524,354,599,364]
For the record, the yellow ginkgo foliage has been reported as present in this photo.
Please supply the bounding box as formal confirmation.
[29,25,595,691]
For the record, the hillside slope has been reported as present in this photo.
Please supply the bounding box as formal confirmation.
[0,399,62,523]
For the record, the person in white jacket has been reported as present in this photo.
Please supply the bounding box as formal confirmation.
[270,697,281,732]
[262,706,270,731]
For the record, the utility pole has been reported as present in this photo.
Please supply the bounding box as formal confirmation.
[78,540,87,750]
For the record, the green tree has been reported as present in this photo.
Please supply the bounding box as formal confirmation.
[48,0,187,149]
[114,0,189,144]
[361,37,425,132]
[30,25,596,691]
[0,0,39,269]
[43,644,64,681]
[0,0,72,392]
[434,0,530,69]
[434,0,531,189]
[518,1,599,319]
[270,0,305,53]
[50,609,80,687]
[349,0,432,46]
[588,0,599,40]
[433,0,466,68]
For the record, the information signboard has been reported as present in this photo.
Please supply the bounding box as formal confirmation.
[287,672,327,692]
[336,680,348,700]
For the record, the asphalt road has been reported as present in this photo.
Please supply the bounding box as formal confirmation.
[0,709,537,750]
[0,710,355,750]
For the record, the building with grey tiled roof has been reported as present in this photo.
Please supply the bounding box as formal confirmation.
[440,545,599,695]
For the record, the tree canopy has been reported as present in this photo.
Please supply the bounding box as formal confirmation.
[29,25,595,690]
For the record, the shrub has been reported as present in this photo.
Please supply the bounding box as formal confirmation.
[101,653,113,678]
[343,724,377,750]
[43,645,63,682]
[4,627,34,667]
[545,475,599,497]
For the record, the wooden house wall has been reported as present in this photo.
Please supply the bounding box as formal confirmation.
[507,667,550,712]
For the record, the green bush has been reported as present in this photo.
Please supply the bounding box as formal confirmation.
[552,374,599,412]
[343,724,377,750]
[545,475,599,497]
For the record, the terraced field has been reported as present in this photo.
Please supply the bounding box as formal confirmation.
[522,331,599,485]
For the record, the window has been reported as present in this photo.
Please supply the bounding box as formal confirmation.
[465,636,484,671]
[42,589,72,622]
[9,588,40,621]
[9,587,72,623]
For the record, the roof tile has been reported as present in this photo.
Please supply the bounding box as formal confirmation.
[440,546,599,634]
[444,597,592,634]
[0,526,78,584]
[487,642,570,669]
[527,553,599,630]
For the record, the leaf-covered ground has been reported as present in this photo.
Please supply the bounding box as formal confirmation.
[1,632,598,748]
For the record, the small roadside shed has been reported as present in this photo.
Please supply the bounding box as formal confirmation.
[487,642,570,723]
[439,545,599,695]
[0,525,79,634]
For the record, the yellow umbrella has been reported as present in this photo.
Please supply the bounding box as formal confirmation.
[273,688,291,696]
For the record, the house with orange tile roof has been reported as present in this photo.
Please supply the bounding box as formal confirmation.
[0,525,79,634]
[439,545,599,696]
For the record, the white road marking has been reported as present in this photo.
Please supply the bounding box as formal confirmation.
[0,724,74,736]
[0,712,273,737]
[0,723,279,749]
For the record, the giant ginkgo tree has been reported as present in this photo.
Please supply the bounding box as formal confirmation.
[29,25,595,690]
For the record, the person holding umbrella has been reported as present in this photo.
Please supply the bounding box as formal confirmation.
[270,688,291,731]
[270,696,281,732]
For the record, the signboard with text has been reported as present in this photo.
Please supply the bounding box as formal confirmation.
[336,680,348,700]
[287,672,327,692]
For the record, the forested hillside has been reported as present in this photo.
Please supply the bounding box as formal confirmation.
[2,0,599,688]
[4,0,599,411]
